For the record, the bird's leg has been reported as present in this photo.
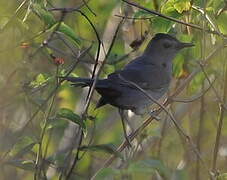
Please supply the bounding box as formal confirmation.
[118,109,132,147]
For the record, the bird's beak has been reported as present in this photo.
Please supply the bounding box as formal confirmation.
[177,42,194,49]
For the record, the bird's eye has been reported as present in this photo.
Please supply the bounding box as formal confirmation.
[163,42,172,48]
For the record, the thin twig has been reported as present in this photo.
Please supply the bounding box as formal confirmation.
[82,0,96,16]
[171,78,213,103]
[83,18,124,115]
[198,62,227,111]
[192,5,221,35]
[196,4,207,178]
[34,74,58,179]
[55,32,78,57]
[156,115,168,157]
[122,0,225,36]
[211,48,227,177]
[65,130,83,180]
[65,18,124,180]
[115,14,152,20]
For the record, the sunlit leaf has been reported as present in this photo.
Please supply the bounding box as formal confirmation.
[217,12,227,34]
[30,73,50,88]
[218,173,227,180]
[57,108,85,129]
[173,0,191,13]
[161,0,176,14]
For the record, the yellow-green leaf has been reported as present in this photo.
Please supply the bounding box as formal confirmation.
[58,23,81,48]
[32,3,56,27]
[174,0,191,13]
[218,173,227,180]
[6,160,35,171]
[79,144,122,159]
[57,108,85,129]
[217,12,227,34]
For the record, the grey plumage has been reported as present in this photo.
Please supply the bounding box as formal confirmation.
[64,33,194,115]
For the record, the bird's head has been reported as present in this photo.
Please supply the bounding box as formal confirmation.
[144,33,194,60]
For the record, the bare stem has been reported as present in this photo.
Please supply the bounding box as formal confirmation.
[212,48,227,176]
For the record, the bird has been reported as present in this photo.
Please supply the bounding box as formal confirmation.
[63,33,194,115]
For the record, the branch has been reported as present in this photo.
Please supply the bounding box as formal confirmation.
[122,0,225,37]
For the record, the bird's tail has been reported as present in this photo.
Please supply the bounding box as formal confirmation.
[61,77,94,87]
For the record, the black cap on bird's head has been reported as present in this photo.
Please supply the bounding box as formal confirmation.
[144,33,194,57]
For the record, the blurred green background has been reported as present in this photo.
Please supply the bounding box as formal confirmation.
[0,0,227,179]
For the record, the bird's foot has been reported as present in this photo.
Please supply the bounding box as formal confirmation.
[149,110,161,121]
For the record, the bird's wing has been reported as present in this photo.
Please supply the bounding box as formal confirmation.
[108,64,171,90]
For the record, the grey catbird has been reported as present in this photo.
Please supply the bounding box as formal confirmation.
[64,33,194,115]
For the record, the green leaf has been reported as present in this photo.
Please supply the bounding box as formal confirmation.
[32,3,56,27]
[30,73,50,88]
[48,22,81,48]
[218,173,227,180]
[47,153,66,167]
[161,1,176,14]
[161,0,184,17]
[171,169,188,180]
[133,10,152,18]
[217,12,227,34]
[210,0,225,13]
[95,167,119,179]
[14,143,36,159]
[6,160,35,171]
[173,54,184,78]
[57,108,85,129]
[103,64,115,75]
[189,72,205,93]
[126,159,170,178]
[79,144,122,159]
[173,0,191,14]
[0,17,9,30]
[10,136,35,157]
[152,17,173,33]
[46,118,67,130]
[57,23,81,48]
